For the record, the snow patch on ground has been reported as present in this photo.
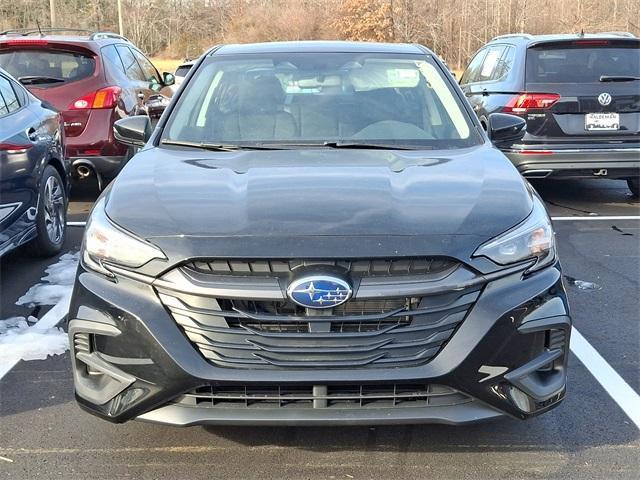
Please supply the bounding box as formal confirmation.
[0,316,68,362]
[0,252,78,364]
[16,252,79,307]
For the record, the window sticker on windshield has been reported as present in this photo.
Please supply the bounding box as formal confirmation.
[386,68,419,87]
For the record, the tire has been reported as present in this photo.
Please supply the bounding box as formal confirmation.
[628,179,640,198]
[29,165,67,257]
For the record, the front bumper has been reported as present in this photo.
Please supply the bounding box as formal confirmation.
[68,261,571,426]
[505,146,640,179]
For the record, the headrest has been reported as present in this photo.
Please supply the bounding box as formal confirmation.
[239,75,285,112]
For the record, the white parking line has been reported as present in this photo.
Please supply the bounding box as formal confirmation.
[551,215,640,221]
[66,221,87,227]
[570,327,640,429]
[0,291,71,380]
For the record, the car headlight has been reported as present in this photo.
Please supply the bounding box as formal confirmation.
[82,197,166,276]
[473,196,555,272]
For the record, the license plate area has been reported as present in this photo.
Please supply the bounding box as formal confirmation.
[585,112,619,131]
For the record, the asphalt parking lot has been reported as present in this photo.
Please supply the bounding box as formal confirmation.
[0,178,638,480]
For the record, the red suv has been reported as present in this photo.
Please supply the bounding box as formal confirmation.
[0,28,174,189]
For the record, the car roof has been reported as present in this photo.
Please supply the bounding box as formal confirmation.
[489,32,638,46]
[0,30,131,49]
[213,41,427,56]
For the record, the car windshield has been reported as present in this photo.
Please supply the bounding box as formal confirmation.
[162,52,481,149]
[0,49,95,85]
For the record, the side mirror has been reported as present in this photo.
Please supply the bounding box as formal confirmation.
[487,113,526,146]
[113,116,152,147]
[162,72,175,86]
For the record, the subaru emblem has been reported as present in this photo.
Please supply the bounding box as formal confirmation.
[287,275,352,309]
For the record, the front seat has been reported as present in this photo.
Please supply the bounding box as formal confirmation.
[220,75,296,141]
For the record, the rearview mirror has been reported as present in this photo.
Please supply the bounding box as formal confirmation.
[163,72,175,86]
[113,116,152,147]
[487,113,526,147]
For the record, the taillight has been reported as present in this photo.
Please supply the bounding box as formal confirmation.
[503,93,561,114]
[69,86,121,110]
[0,142,33,152]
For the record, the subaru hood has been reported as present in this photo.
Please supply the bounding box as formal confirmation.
[105,145,532,255]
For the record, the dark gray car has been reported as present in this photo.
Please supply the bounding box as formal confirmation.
[0,67,68,257]
[68,42,571,426]
[460,32,640,196]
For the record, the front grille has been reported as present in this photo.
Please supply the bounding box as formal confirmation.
[225,297,415,333]
[187,257,458,277]
[173,383,472,409]
[155,257,482,369]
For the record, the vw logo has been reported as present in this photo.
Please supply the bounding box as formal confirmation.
[287,275,352,309]
[598,92,612,106]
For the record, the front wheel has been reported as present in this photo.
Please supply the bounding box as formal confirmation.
[29,165,67,257]
[628,178,639,198]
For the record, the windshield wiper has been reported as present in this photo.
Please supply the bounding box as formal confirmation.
[322,142,418,150]
[18,76,65,85]
[600,75,640,82]
[161,139,285,151]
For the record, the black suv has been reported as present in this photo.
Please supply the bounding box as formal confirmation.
[460,33,640,196]
[69,42,571,426]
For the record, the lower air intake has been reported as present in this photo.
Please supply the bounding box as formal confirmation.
[173,383,472,409]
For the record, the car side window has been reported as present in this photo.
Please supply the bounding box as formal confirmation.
[115,45,146,82]
[460,49,487,85]
[0,89,7,117]
[476,46,507,82]
[132,49,160,84]
[102,44,125,75]
[0,75,20,117]
[491,46,515,81]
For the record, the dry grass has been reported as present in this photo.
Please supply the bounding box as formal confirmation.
[151,58,183,74]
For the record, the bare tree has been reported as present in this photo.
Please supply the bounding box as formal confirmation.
[0,0,638,68]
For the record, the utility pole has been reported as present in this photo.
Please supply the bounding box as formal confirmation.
[49,0,57,28]
[117,0,124,36]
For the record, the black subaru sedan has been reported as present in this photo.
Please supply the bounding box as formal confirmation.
[68,42,571,426]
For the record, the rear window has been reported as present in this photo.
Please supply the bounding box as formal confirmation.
[526,43,640,84]
[0,49,95,86]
